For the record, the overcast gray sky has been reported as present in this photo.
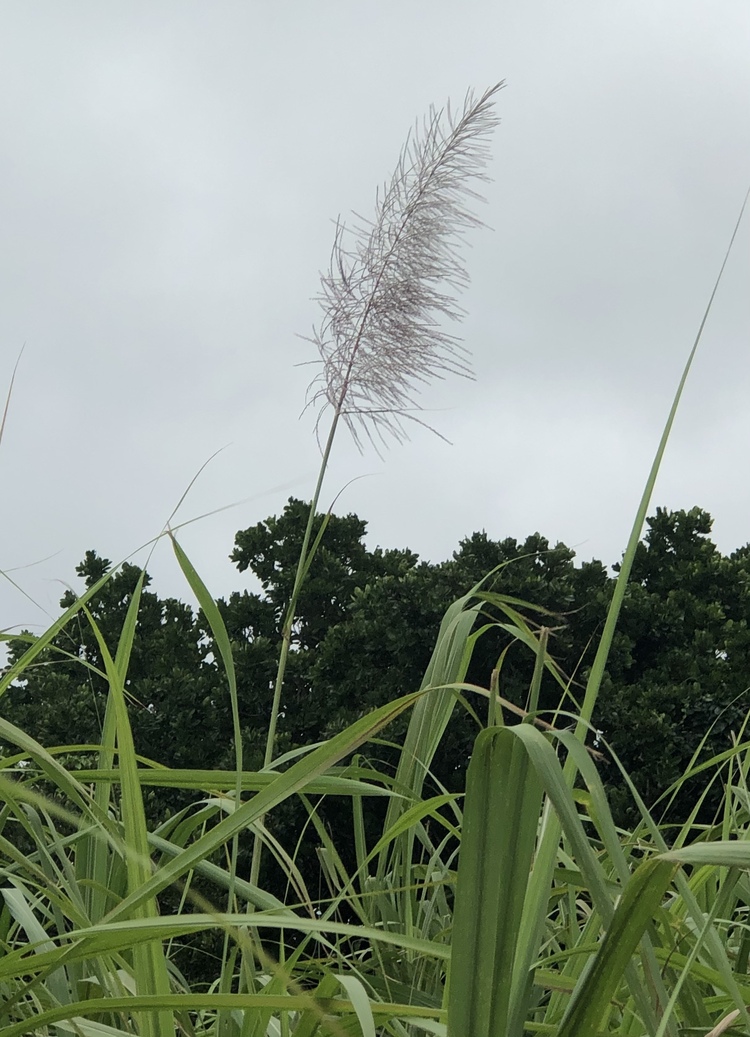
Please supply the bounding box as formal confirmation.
[1,1,749,636]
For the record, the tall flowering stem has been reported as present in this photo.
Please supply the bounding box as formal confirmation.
[252,85,503,881]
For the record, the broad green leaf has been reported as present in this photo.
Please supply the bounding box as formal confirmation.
[335,974,376,1037]
[0,993,443,1037]
[0,913,449,984]
[70,767,392,796]
[447,726,544,1037]
[557,858,678,1037]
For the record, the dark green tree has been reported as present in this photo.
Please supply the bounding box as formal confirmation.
[3,552,224,772]
[5,501,750,845]
[221,498,419,763]
[308,528,612,791]
[594,507,750,824]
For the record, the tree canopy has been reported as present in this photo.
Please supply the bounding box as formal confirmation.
[4,500,750,832]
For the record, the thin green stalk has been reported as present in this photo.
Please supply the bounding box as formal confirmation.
[263,409,340,771]
[0,345,23,453]
[525,626,549,720]
[510,184,750,1037]
[488,667,502,728]
[250,410,340,887]
[574,183,750,742]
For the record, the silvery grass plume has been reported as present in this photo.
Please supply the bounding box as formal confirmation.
[307,82,504,451]
[252,87,504,880]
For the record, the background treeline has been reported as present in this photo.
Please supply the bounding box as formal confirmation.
[5,499,750,845]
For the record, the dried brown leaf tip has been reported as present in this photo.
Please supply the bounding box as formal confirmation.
[307,83,504,451]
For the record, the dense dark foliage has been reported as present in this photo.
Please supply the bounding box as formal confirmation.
[4,500,750,838]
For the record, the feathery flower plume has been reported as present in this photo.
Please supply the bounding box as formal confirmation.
[307,82,504,450]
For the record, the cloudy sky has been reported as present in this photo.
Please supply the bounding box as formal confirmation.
[1,1,748,637]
